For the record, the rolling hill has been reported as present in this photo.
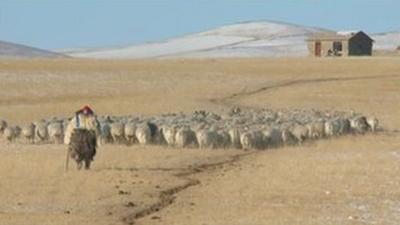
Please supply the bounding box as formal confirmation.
[21,20,398,59]
[0,40,66,58]
[62,21,332,59]
[371,31,400,50]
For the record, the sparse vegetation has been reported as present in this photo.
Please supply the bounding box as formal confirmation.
[0,58,400,225]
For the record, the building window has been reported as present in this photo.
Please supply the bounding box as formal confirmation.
[333,41,343,51]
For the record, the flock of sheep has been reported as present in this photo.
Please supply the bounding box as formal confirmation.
[0,107,379,150]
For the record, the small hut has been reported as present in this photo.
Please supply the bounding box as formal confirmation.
[307,31,374,57]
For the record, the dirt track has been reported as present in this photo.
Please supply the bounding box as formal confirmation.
[0,144,247,225]
[0,58,399,225]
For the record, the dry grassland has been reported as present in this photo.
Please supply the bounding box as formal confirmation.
[0,57,399,225]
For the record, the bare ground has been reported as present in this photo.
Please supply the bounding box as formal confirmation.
[0,58,399,225]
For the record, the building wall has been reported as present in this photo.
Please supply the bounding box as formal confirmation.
[307,41,315,56]
[308,40,349,57]
[348,35,373,56]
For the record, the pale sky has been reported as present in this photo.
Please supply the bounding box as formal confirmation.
[0,0,398,49]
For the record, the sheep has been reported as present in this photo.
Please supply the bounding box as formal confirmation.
[110,122,125,144]
[4,109,379,149]
[337,118,351,135]
[175,126,198,148]
[99,122,113,144]
[262,128,283,148]
[217,129,231,149]
[281,129,297,146]
[350,116,369,134]
[148,122,166,145]
[162,125,178,147]
[290,124,309,144]
[63,119,70,134]
[124,122,137,144]
[135,123,152,145]
[366,117,379,132]
[21,123,36,144]
[3,126,18,142]
[196,129,220,149]
[324,119,341,137]
[240,130,264,150]
[307,120,326,139]
[14,126,21,139]
[47,122,64,144]
[228,127,242,149]
[34,121,48,143]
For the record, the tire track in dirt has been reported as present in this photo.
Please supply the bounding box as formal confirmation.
[212,74,400,105]
[118,151,255,225]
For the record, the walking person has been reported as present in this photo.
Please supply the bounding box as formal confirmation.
[64,105,101,170]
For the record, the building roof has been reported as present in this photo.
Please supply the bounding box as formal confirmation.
[307,31,373,42]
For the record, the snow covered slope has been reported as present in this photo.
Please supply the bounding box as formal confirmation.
[0,40,66,58]
[371,31,400,50]
[64,21,330,59]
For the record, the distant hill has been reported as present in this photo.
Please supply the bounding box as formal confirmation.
[59,21,400,59]
[0,40,66,58]
[371,31,400,51]
[62,21,331,59]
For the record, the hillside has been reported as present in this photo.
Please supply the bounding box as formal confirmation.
[0,40,66,58]
[60,21,400,59]
[371,31,400,50]
[63,21,330,59]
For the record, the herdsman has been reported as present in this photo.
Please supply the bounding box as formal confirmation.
[64,105,101,170]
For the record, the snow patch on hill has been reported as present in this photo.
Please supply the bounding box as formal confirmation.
[64,21,330,59]
[61,21,400,58]
[371,31,400,50]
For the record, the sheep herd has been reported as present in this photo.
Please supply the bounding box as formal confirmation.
[0,107,379,150]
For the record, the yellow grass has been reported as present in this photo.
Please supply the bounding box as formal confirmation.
[0,57,399,225]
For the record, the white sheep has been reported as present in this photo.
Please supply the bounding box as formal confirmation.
[366,117,379,132]
[135,123,152,145]
[324,119,341,137]
[162,125,178,147]
[281,129,297,146]
[307,120,326,139]
[110,122,125,144]
[228,127,242,149]
[196,129,219,149]
[34,121,48,143]
[21,123,35,144]
[47,122,64,144]
[240,130,264,150]
[124,122,137,144]
[3,126,19,142]
[290,124,309,144]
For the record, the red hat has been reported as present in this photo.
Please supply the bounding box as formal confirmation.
[80,105,94,115]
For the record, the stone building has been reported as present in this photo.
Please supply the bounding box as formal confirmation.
[307,31,374,57]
